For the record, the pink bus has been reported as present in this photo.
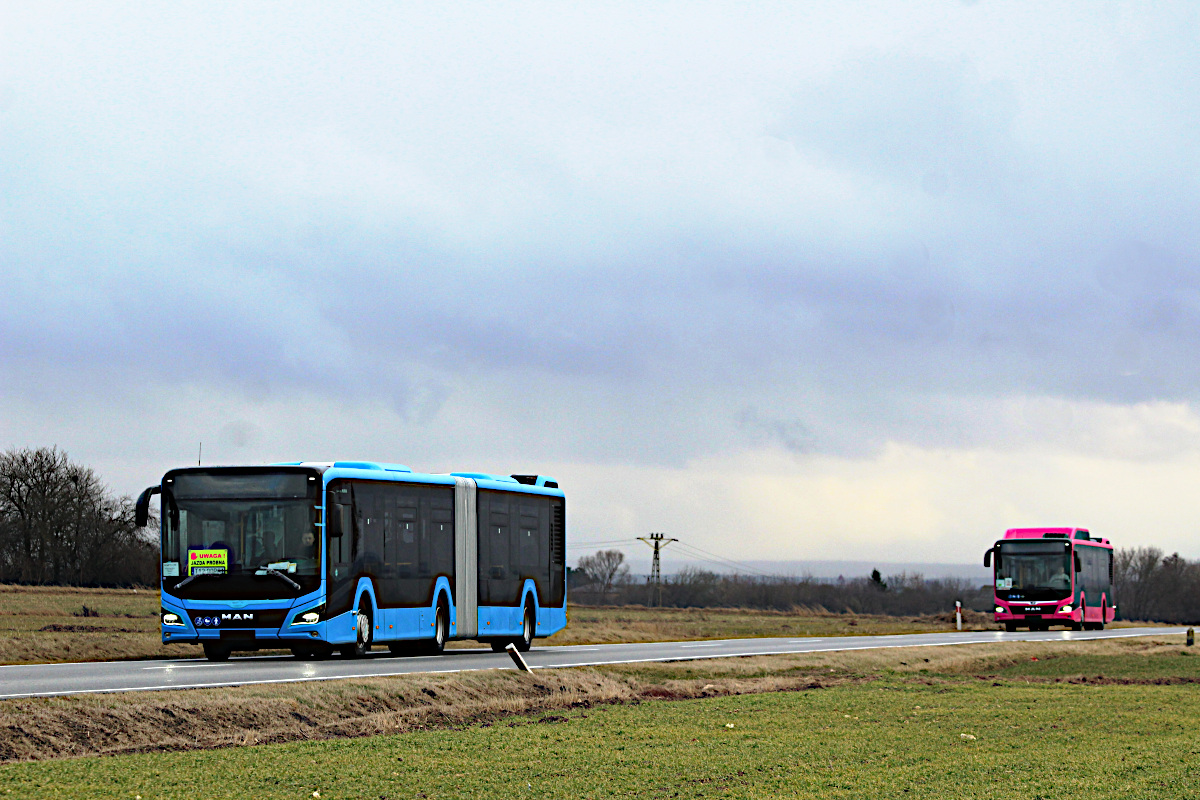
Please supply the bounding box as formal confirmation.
[983,528,1116,632]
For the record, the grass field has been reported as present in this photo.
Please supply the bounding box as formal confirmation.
[0,584,1002,665]
[1,634,1196,797]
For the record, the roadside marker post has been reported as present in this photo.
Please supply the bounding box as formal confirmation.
[505,642,531,672]
[955,601,962,631]
[1188,628,1194,647]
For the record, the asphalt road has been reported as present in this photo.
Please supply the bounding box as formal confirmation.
[0,626,1186,700]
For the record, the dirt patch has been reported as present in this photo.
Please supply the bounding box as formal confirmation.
[38,625,145,634]
[986,674,1200,686]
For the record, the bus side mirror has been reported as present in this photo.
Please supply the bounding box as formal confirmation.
[326,504,345,538]
[1074,553,1082,573]
[983,548,992,568]
[135,486,160,528]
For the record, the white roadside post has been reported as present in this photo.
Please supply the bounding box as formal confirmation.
[955,600,963,631]
[505,642,531,672]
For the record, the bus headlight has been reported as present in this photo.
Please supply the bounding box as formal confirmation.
[291,603,324,625]
[1060,605,1072,614]
[162,611,185,627]
[995,606,1005,614]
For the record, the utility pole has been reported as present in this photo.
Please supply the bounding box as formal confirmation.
[637,532,678,607]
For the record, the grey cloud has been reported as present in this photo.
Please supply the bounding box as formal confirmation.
[3,3,1200,470]
[738,408,817,455]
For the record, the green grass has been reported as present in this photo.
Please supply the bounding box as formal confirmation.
[989,649,1200,681]
[5,647,1200,798]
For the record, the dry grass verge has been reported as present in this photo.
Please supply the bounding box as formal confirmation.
[1,634,1188,764]
[0,666,851,763]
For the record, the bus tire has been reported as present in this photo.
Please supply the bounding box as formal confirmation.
[1073,600,1086,631]
[203,642,232,662]
[1096,601,1107,631]
[1004,621,1017,633]
[489,640,507,653]
[425,602,448,655]
[515,603,534,652]
[340,603,373,658]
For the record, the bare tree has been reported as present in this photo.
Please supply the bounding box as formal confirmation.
[0,446,157,586]
[665,566,720,607]
[577,550,629,601]
[1114,546,1164,621]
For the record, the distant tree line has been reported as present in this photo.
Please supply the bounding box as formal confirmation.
[1114,547,1200,623]
[569,550,992,615]
[0,446,157,586]
[572,548,1200,623]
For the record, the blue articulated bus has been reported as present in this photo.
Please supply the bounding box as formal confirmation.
[135,461,567,661]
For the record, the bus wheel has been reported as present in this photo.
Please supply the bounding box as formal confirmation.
[340,606,372,658]
[425,603,448,655]
[1073,602,1086,631]
[489,641,507,653]
[1004,622,1017,633]
[203,642,232,662]
[515,604,534,652]
[1096,602,1107,631]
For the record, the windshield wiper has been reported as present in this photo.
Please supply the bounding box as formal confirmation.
[258,568,301,591]
[174,574,207,590]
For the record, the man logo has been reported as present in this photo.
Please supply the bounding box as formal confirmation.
[220,612,254,622]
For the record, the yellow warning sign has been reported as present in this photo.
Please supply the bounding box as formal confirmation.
[188,549,228,576]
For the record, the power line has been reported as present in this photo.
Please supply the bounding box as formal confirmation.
[672,540,769,574]
[566,539,640,549]
[671,541,774,577]
[567,536,773,578]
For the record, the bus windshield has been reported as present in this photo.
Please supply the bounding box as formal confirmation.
[161,470,320,596]
[996,540,1072,597]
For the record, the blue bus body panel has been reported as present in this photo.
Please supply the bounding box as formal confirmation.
[320,468,456,488]
[472,476,565,498]
[475,579,566,638]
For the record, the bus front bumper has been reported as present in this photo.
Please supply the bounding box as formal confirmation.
[993,606,1076,623]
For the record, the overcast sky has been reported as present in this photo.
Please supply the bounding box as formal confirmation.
[3,2,1200,571]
